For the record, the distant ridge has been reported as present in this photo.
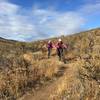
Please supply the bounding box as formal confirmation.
[0,27,100,42]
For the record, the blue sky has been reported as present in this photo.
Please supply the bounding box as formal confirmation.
[10,0,85,11]
[0,0,100,41]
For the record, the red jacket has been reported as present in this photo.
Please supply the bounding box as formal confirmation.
[56,42,67,49]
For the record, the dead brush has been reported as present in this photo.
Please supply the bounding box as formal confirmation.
[23,51,45,62]
[0,54,44,99]
[32,51,44,60]
[42,60,59,78]
[31,59,59,79]
[0,72,7,98]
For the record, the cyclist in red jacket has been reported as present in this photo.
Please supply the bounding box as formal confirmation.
[56,39,67,61]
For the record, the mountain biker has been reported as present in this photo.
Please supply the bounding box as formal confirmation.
[56,39,67,61]
[47,40,53,58]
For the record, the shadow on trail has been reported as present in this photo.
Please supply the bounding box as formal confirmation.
[54,66,67,78]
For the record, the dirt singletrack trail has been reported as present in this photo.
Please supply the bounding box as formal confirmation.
[27,64,79,100]
[19,53,81,100]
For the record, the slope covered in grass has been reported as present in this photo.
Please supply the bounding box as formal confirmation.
[0,28,100,100]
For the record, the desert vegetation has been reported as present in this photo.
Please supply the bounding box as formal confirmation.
[0,28,100,100]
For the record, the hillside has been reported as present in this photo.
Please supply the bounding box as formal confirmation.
[0,28,100,100]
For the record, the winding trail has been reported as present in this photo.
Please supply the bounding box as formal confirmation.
[19,54,81,100]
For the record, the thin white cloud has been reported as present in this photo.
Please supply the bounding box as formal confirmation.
[0,1,19,14]
[0,1,37,41]
[79,3,100,15]
[0,0,100,41]
[32,8,85,36]
[84,0,100,4]
[0,0,8,1]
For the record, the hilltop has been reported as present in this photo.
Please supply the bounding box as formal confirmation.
[0,28,100,100]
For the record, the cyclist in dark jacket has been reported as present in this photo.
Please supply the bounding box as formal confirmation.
[47,40,53,58]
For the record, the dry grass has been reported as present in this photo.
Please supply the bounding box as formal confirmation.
[0,48,61,100]
[0,28,100,100]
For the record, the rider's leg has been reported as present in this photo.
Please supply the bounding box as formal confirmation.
[57,48,61,61]
[48,48,51,58]
[59,48,63,61]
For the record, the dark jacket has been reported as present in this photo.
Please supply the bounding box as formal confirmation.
[47,42,53,48]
